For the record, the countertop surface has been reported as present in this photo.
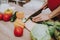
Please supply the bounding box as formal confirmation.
[0,1,51,40]
[0,21,31,40]
[0,3,31,40]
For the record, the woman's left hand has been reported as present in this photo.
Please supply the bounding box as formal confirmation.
[32,14,51,22]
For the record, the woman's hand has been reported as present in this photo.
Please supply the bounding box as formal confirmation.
[32,14,51,22]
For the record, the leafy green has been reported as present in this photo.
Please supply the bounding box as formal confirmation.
[43,20,54,26]
[30,24,51,40]
[30,20,60,40]
[48,26,55,37]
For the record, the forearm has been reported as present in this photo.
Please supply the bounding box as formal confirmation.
[41,2,48,9]
[49,6,60,18]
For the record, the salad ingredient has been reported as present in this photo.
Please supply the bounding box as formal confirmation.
[14,26,23,37]
[10,12,17,22]
[4,9,13,16]
[0,13,3,20]
[16,12,24,19]
[30,24,51,40]
[3,14,11,21]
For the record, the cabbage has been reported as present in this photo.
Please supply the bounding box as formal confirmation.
[30,24,51,40]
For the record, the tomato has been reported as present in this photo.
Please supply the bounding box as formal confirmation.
[3,14,11,21]
[14,26,23,37]
[0,13,3,20]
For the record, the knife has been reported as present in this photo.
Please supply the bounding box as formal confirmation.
[24,8,43,32]
[24,8,43,23]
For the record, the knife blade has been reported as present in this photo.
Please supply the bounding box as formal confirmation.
[24,8,43,32]
[24,8,43,23]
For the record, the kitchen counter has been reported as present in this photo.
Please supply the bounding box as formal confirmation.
[0,21,31,40]
[0,3,38,40]
[0,1,51,40]
[0,3,31,40]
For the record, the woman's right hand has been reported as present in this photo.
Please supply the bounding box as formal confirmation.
[32,14,51,22]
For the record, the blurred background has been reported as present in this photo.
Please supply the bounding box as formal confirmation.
[0,0,30,6]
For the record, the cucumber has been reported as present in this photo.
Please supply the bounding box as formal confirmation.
[10,12,17,22]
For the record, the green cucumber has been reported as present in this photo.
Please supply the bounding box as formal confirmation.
[10,12,17,22]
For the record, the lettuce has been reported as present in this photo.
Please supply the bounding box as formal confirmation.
[30,24,51,40]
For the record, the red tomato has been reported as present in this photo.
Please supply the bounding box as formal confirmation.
[3,14,11,21]
[14,26,23,37]
[0,13,3,20]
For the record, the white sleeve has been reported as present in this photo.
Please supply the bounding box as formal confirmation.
[41,8,51,14]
